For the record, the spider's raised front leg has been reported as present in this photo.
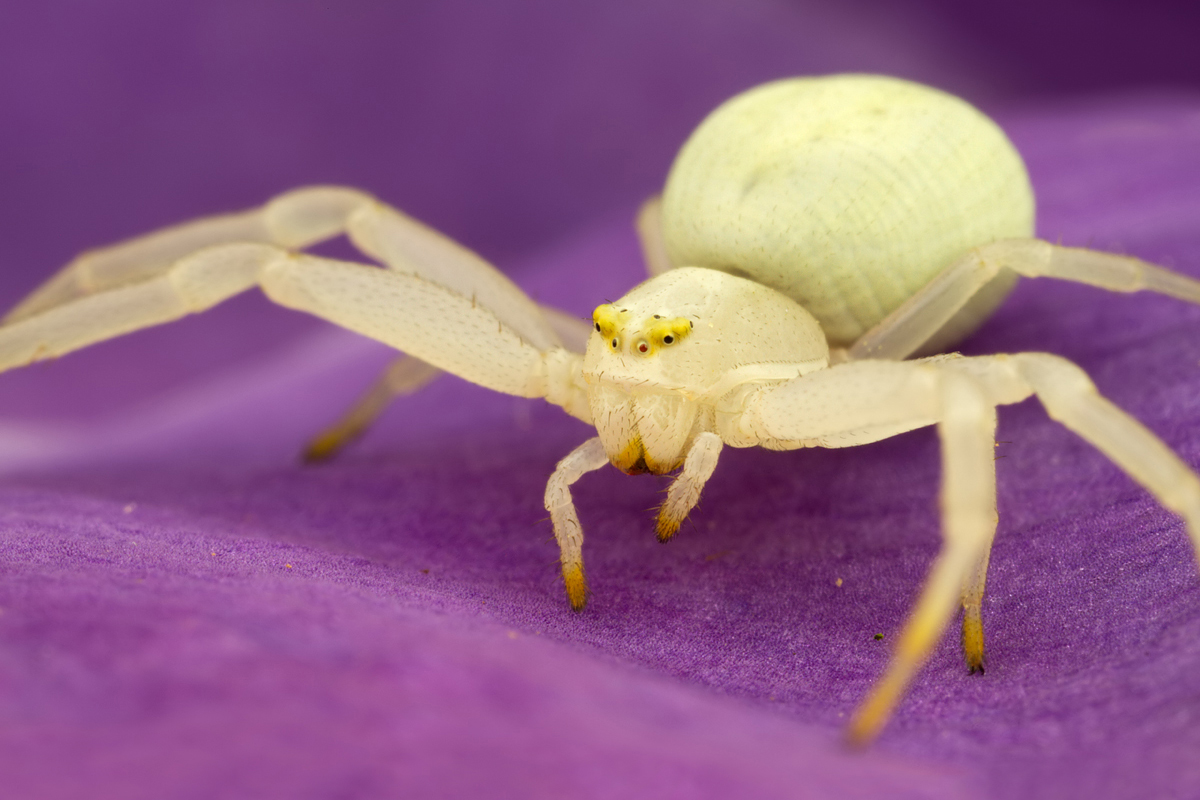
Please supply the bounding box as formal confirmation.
[0,192,593,426]
[847,239,1200,361]
[721,352,1200,743]
[308,194,676,462]
[5,186,376,324]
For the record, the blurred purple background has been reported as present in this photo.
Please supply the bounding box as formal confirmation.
[1,2,1199,799]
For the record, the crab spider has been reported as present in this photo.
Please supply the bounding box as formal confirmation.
[5,75,1200,745]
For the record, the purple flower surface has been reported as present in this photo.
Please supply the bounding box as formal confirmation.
[1,3,1199,799]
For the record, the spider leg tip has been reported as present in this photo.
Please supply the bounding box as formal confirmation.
[302,432,343,463]
[842,716,880,750]
[962,608,986,673]
[563,563,588,611]
[655,513,680,542]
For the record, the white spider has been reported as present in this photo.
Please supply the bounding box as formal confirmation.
[5,74,1200,744]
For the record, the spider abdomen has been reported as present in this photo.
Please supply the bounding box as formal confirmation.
[661,74,1034,347]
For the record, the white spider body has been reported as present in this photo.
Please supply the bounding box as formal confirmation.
[659,75,1033,350]
[582,267,827,474]
[5,74,1200,745]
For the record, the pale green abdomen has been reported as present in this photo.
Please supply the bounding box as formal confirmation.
[661,74,1034,347]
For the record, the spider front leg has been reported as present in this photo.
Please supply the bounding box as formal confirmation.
[5,186,376,324]
[848,239,1200,361]
[0,239,586,409]
[960,542,992,674]
[0,186,596,439]
[656,432,724,541]
[304,304,595,461]
[729,353,1200,743]
[846,372,998,744]
[543,432,725,611]
[545,437,610,610]
[724,359,1004,742]
[309,195,675,462]
[0,242,283,369]
[5,182,590,413]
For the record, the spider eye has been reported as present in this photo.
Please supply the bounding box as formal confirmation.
[662,335,675,345]
[594,322,601,332]
[610,337,620,350]
[636,340,649,353]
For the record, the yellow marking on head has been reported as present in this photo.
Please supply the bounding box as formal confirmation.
[592,304,626,350]
[649,317,692,347]
[632,316,693,356]
[562,563,588,611]
[594,306,692,357]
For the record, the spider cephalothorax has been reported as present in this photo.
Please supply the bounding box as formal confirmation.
[582,268,827,477]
